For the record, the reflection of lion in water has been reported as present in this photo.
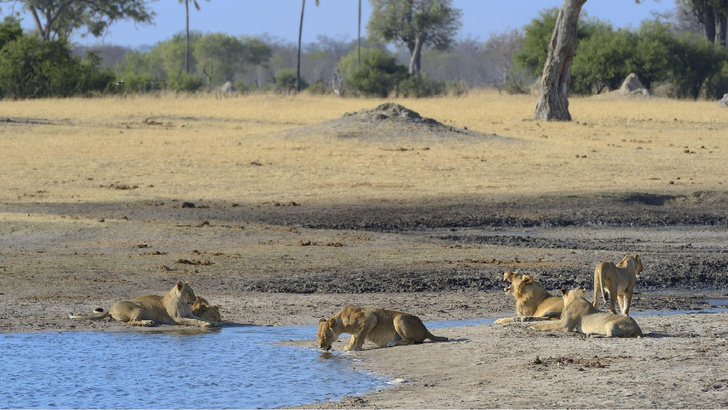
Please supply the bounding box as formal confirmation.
[593,253,643,316]
[69,282,216,327]
[317,305,448,351]
[494,271,563,324]
[531,287,642,338]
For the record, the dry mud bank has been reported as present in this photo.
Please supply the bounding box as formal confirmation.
[1,193,727,333]
[298,311,728,409]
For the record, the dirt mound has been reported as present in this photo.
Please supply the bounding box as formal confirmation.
[289,102,498,142]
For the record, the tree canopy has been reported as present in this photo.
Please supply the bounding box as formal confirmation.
[1,0,154,41]
[368,0,462,76]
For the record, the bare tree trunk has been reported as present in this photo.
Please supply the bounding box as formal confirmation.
[703,2,717,43]
[297,0,306,93]
[409,37,423,76]
[358,0,362,67]
[717,0,728,48]
[534,0,587,121]
[185,0,190,75]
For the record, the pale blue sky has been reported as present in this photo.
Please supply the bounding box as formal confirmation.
[9,0,676,48]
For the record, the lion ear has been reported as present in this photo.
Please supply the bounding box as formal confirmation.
[176,281,184,290]
[522,275,532,284]
[561,287,568,296]
[319,318,327,323]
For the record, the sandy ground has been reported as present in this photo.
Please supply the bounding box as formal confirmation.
[292,310,728,409]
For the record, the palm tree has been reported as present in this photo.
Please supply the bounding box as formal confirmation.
[358,0,362,67]
[297,0,320,92]
[178,0,207,75]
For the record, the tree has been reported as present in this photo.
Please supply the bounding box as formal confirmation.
[679,0,728,47]
[368,0,462,76]
[0,35,114,98]
[534,0,587,121]
[178,0,208,75]
[340,48,407,96]
[0,16,23,50]
[4,0,154,41]
[297,0,320,92]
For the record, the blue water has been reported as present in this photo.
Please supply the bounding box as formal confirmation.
[0,325,388,409]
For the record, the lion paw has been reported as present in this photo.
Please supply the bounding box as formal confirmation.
[141,320,155,327]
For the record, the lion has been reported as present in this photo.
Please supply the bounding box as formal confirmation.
[531,287,642,338]
[192,296,221,324]
[69,281,217,327]
[493,271,563,324]
[593,253,643,316]
[317,305,448,351]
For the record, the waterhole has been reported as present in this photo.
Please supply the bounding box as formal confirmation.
[0,325,387,409]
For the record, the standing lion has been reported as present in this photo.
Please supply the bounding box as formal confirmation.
[593,253,643,316]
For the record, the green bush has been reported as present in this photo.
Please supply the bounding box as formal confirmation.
[275,69,306,94]
[398,76,445,98]
[514,12,728,99]
[0,35,114,99]
[342,48,407,97]
[446,80,469,96]
[305,83,328,95]
[704,62,728,100]
[234,81,253,93]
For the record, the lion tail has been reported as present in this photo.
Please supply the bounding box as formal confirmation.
[426,331,448,342]
[68,308,110,321]
[593,263,608,307]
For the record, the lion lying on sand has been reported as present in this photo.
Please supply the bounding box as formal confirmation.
[192,296,221,324]
[494,271,563,324]
[593,253,643,316]
[531,287,642,338]
[317,305,448,351]
[69,281,217,327]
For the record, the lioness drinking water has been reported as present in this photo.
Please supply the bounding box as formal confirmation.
[317,305,448,351]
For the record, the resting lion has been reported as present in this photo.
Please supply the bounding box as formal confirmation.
[192,296,221,324]
[531,287,642,338]
[593,253,643,316]
[317,305,448,351]
[69,281,216,327]
[493,271,563,324]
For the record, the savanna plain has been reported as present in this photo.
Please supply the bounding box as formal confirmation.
[1,90,728,408]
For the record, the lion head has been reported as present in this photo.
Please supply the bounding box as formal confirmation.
[192,296,221,323]
[502,271,535,298]
[174,281,197,305]
[317,318,337,351]
[561,287,588,306]
[633,254,643,277]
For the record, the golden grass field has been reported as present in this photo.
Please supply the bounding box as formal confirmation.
[1,90,725,208]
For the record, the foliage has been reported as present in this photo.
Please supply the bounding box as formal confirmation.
[515,9,728,99]
[2,0,154,41]
[275,69,306,94]
[305,83,328,95]
[669,33,728,98]
[0,16,23,50]
[113,32,272,91]
[368,0,462,75]
[0,35,114,98]
[341,48,407,97]
[398,75,445,97]
[704,61,728,99]
[571,26,635,94]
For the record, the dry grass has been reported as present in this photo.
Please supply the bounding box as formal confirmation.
[1,90,725,207]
